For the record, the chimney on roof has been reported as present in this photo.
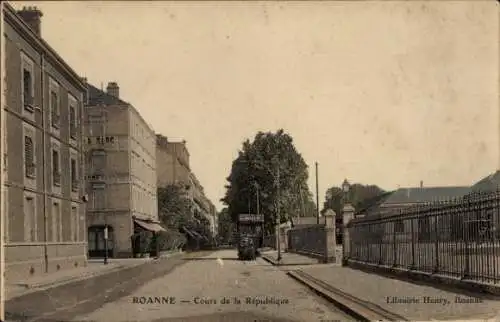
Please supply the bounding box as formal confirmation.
[106,82,119,98]
[17,6,43,37]
[420,180,423,188]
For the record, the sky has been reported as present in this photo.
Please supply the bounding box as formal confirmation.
[11,1,499,211]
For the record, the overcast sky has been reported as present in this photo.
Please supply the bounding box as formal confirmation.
[12,1,499,210]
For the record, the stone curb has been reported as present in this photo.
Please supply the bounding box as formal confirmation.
[19,264,128,289]
[286,270,408,322]
[17,251,185,291]
[261,255,320,266]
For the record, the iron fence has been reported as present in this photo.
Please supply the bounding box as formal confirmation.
[347,190,500,285]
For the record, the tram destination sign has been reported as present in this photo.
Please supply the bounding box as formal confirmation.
[238,214,264,223]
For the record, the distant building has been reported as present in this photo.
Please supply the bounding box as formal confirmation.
[156,135,217,237]
[156,135,191,189]
[355,185,472,218]
[3,4,87,280]
[354,184,473,242]
[469,170,500,193]
[83,81,162,258]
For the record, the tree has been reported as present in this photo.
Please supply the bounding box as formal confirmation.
[321,183,386,218]
[217,207,235,244]
[157,184,192,230]
[221,129,315,235]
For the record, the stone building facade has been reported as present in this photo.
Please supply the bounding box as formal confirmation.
[156,135,191,189]
[84,82,160,258]
[156,135,217,235]
[3,4,87,280]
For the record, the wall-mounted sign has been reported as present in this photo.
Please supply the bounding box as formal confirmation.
[86,175,105,181]
[86,136,116,145]
[238,214,265,223]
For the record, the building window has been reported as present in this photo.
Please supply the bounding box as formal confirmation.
[24,135,35,178]
[71,158,78,192]
[92,186,105,210]
[50,83,60,128]
[52,149,61,186]
[21,53,35,112]
[24,196,37,242]
[91,150,106,174]
[71,206,78,242]
[69,104,77,139]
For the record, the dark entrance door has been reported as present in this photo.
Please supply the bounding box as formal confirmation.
[88,225,114,258]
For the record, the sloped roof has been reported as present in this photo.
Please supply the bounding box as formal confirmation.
[355,191,395,216]
[384,186,471,204]
[85,83,129,106]
[470,170,500,193]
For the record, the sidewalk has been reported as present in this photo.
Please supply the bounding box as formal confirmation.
[6,251,183,300]
[261,250,323,266]
[290,263,500,321]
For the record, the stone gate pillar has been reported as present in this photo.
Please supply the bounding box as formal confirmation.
[342,204,355,266]
[323,209,336,263]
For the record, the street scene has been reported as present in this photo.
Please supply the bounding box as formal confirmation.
[1,1,499,322]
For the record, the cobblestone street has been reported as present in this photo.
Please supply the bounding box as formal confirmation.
[72,250,353,322]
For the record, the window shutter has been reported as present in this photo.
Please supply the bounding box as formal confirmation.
[70,106,76,137]
[24,136,34,177]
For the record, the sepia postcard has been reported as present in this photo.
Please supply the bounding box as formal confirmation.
[0,1,499,321]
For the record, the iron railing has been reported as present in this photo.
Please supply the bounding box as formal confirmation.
[347,190,500,285]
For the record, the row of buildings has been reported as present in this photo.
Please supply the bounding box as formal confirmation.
[1,4,217,280]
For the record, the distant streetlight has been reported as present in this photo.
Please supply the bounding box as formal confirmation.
[342,179,350,201]
[103,225,109,265]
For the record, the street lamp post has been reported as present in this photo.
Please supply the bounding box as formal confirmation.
[103,225,109,265]
[255,182,260,216]
[315,162,320,224]
[341,179,351,265]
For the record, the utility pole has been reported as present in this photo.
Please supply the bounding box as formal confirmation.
[255,183,260,216]
[315,162,320,224]
[276,163,282,263]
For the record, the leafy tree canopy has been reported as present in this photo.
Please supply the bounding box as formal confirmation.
[157,185,208,234]
[321,183,385,220]
[221,129,316,235]
[158,184,193,230]
[217,207,235,244]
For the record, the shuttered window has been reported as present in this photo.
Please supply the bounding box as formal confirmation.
[50,91,60,128]
[23,69,33,106]
[24,136,35,178]
[69,105,77,138]
[71,158,78,191]
[52,149,60,186]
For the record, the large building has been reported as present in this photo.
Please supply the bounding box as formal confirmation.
[156,135,191,189]
[156,135,218,235]
[3,5,87,280]
[83,81,162,258]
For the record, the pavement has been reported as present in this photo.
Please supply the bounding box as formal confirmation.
[71,249,354,322]
[6,251,183,301]
[4,251,203,322]
[264,250,500,321]
[261,250,322,266]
